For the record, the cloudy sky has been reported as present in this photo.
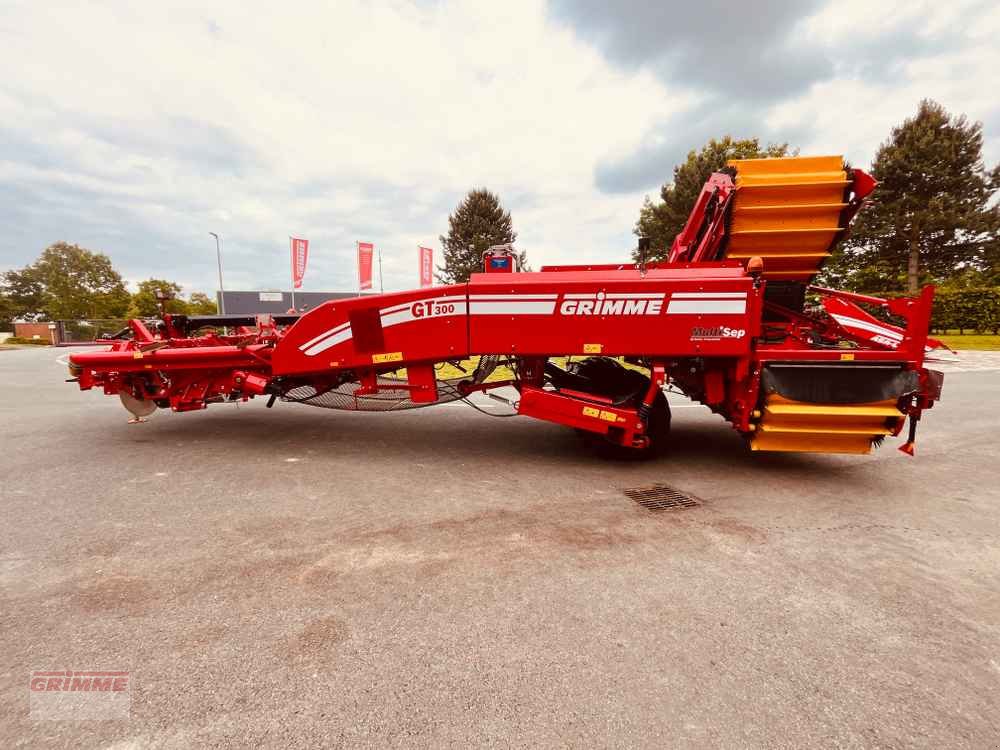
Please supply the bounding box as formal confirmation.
[2,0,998,295]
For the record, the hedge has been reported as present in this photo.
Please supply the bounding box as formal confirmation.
[860,288,998,334]
[3,336,51,345]
[816,287,999,334]
[920,288,1000,335]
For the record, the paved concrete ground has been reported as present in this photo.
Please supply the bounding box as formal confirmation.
[2,346,999,748]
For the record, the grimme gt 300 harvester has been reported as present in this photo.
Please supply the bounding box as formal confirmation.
[68,156,945,457]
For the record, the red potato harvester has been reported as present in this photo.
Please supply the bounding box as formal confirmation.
[68,156,946,457]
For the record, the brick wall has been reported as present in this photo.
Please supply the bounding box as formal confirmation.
[14,322,57,343]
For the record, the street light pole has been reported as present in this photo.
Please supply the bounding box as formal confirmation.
[209,232,226,314]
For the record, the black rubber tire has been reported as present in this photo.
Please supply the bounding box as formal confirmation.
[591,388,670,460]
[569,356,648,400]
[568,357,671,459]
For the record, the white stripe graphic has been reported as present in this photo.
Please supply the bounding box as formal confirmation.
[469,294,557,300]
[379,294,466,317]
[300,321,350,351]
[303,327,354,356]
[671,292,747,299]
[302,294,469,356]
[604,293,664,299]
[830,314,903,341]
[381,300,468,328]
[378,303,412,316]
[469,300,557,315]
[666,300,747,314]
[562,293,664,300]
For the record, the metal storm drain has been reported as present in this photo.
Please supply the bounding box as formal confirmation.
[623,484,701,512]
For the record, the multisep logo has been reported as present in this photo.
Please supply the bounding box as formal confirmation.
[691,326,746,339]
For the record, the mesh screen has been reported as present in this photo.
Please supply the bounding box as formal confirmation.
[282,355,501,411]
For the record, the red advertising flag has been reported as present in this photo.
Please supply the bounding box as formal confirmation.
[290,237,309,289]
[419,246,433,287]
[358,242,374,291]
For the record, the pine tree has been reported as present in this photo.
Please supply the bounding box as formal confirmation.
[826,100,1000,293]
[634,137,792,261]
[437,189,524,283]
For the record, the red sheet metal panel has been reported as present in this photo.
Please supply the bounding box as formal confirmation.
[467,268,759,357]
[272,285,469,375]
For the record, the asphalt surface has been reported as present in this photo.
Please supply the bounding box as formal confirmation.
[2,345,999,748]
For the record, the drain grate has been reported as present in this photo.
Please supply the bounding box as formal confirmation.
[623,484,701,512]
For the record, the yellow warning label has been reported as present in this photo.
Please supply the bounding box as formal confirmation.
[329,361,341,368]
[372,352,403,364]
[583,343,603,354]
[582,405,621,423]
[132,351,143,359]
[840,352,855,361]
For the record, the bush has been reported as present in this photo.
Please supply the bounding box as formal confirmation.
[867,287,1000,334]
[4,336,51,345]
[930,288,1000,334]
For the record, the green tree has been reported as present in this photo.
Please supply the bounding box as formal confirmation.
[437,189,526,283]
[186,292,218,315]
[1,242,130,320]
[127,279,188,318]
[634,136,792,261]
[825,100,1000,293]
[1,265,46,321]
[127,282,219,318]
[0,291,15,331]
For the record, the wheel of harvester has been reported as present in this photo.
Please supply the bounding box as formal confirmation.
[568,357,671,459]
[636,387,671,458]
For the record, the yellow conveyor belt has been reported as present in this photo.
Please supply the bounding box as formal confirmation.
[726,155,848,281]
[750,394,905,454]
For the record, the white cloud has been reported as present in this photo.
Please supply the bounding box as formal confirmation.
[1,0,997,296]
[0,0,680,293]
[770,2,1000,167]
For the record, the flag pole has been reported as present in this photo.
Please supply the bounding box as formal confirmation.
[289,236,296,312]
[378,246,383,293]
[357,241,361,297]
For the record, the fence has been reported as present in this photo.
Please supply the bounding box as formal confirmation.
[56,319,130,344]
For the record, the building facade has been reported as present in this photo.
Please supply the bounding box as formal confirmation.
[216,291,371,316]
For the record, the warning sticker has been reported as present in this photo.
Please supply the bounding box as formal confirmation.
[582,405,622,423]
